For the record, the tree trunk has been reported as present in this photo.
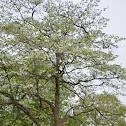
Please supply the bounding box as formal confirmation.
[54,53,60,126]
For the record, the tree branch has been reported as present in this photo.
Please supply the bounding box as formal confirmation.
[61,105,89,126]
[0,91,41,126]
[35,94,55,112]
[61,76,119,86]
[0,101,13,106]
[60,14,89,34]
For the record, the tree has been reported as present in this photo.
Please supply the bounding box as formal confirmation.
[64,92,126,126]
[0,0,126,125]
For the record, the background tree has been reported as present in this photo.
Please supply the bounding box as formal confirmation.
[63,92,126,126]
[0,0,126,126]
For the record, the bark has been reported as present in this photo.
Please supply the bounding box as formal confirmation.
[0,91,41,126]
[54,53,60,126]
[14,102,41,126]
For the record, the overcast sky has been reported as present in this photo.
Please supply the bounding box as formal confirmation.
[72,0,126,104]
[99,0,126,68]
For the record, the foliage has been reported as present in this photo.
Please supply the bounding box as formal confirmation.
[64,92,126,126]
[0,0,126,126]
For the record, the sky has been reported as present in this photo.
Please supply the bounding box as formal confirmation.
[99,0,126,68]
[72,0,126,104]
